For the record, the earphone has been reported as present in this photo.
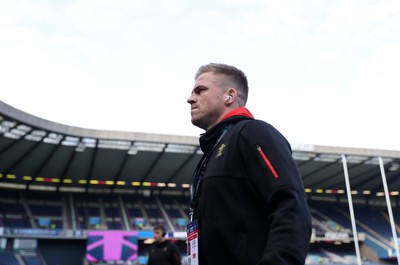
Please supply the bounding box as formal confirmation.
[159,226,166,237]
[224,95,232,101]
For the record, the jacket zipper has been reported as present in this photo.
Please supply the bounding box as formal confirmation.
[256,145,279,179]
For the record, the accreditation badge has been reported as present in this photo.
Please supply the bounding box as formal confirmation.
[186,220,199,265]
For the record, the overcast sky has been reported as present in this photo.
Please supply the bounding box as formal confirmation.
[1,0,399,151]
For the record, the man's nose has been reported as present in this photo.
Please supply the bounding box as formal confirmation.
[187,95,195,103]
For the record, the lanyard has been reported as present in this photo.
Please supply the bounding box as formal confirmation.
[189,125,231,222]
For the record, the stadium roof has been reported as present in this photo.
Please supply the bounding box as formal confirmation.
[1,100,400,200]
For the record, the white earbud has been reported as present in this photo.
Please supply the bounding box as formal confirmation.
[225,95,232,101]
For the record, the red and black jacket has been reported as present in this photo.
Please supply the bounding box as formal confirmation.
[147,240,181,265]
[193,108,312,265]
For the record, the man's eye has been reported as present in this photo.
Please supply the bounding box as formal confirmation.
[193,87,206,95]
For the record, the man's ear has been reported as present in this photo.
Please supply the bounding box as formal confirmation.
[224,88,237,103]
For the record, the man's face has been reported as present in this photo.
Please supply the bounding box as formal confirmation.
[153,228,164,243]
[187,72,227,130]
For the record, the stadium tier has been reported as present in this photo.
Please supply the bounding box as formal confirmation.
[0,189,399,265]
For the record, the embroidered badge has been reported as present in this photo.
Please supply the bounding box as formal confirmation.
[216,144,226,159]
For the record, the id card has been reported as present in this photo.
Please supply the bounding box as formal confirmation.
[186,220,199,265]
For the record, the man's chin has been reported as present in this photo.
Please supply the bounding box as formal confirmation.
[191,119,205,130]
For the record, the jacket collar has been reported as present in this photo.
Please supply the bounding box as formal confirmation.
[221,107,254,121]
[199,107,254,154]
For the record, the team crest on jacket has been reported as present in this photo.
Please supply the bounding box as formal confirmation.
[216,144,226,159]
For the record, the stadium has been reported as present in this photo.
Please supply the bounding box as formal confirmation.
[0,100,399,265]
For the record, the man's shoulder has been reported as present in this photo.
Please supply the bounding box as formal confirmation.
[158,240,173,247]
[233,118,277,133]
[165,240,176,246]
[164,240,179,249]
[233,118,290,145]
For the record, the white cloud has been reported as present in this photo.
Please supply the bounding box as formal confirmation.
[0,0,399,150]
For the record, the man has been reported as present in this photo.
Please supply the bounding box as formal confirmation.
[186,63,312,265]
[147,225,182,265]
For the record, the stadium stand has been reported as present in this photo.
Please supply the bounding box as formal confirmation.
[1,189,399,264]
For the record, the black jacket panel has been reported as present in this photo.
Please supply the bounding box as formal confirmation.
[147,240,181,265]
[195,117,311,265]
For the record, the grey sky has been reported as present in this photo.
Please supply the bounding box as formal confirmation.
[1,0,399,151]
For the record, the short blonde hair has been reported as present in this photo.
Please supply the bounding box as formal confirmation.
[195,63,249,105]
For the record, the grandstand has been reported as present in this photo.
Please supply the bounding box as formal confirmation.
[0,100,399,265]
